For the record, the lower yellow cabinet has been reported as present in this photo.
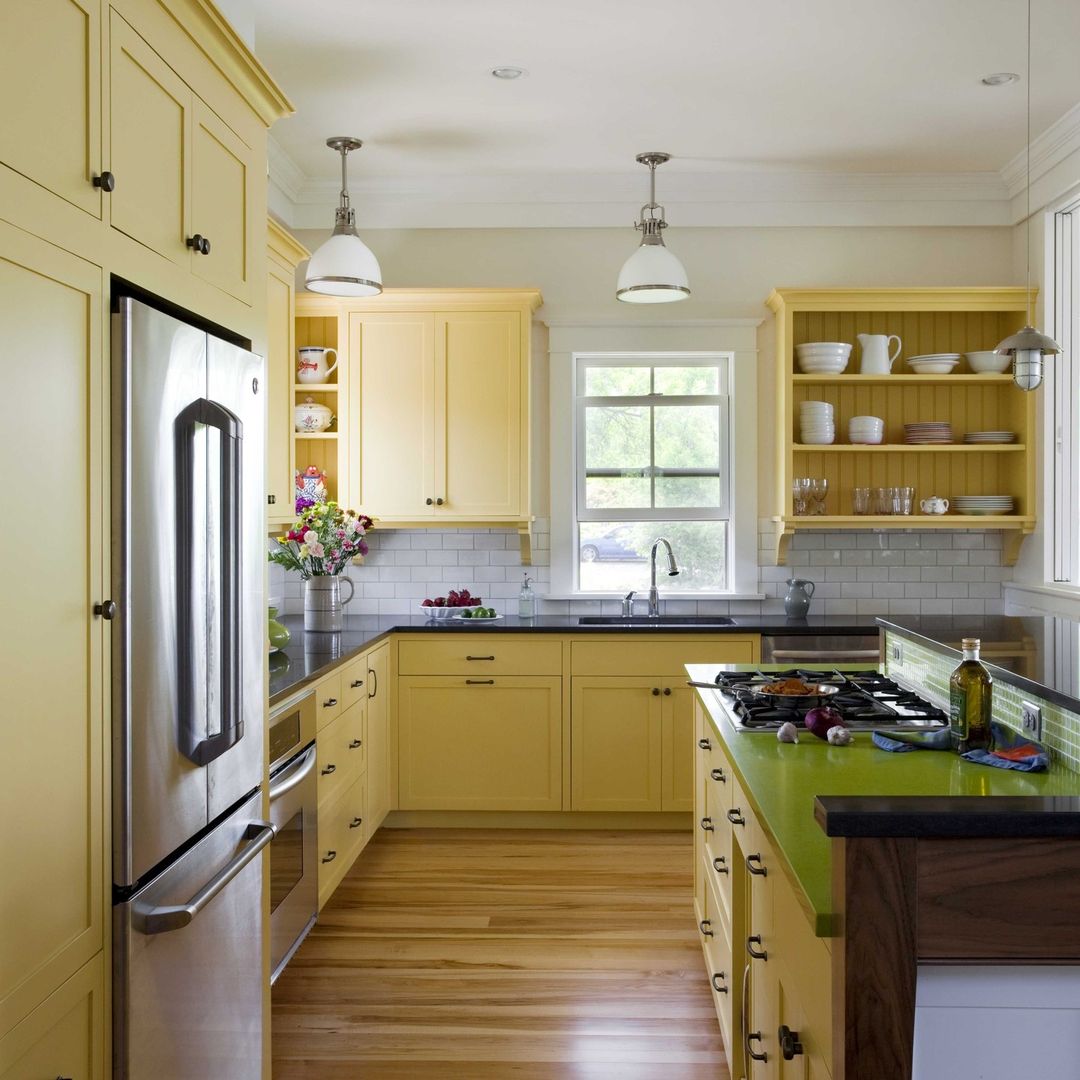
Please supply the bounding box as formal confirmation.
[364,642,391,830]
[398,676,562,810]
[318,772,366,910]
[0,952,104,1080]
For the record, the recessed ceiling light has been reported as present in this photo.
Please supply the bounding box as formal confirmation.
[981,72,1020,86]
[491,66,527,80]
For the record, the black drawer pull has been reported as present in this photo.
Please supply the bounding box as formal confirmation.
[323,697,338,707]
[349,817,363,829]
[321,850,337,864]
[466,679,495,685]
[712,855,729,875]
[466,655,495,661]
[779,1024,804,1060]
[700,817,714,833]
[699,918,714,938]
[321,764,336,776]
[711,971,728,994]
[351,679,364,688]
[698,738,711,750]
[727,808,745,826]
[747,853,768,877]
[348,739,362,749]
[747,1031,768,1062]
[710,767,726,783]
[746,934,767,961]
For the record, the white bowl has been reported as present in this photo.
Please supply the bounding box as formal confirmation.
[419,602,482,619]
[796,342,852,357]
[965,350,1012,374]
[850,415,884,425]
[801,432,836,445]
[907,359,959,374]
[849,431,884,444]
[799,402,834,413]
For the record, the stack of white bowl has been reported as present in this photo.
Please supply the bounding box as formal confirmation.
[795,342,852,374]
[848,415,885,444]
[800,401,835,444]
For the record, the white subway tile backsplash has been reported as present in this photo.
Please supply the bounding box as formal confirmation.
[276,526,1012,619]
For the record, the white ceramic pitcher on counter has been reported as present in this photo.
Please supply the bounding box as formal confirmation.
[857,333,902,375]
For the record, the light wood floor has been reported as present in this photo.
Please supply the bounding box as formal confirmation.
[272,828,729,1079]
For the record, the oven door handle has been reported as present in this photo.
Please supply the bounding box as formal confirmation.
[269,744,317,800]
[768,649,881,663]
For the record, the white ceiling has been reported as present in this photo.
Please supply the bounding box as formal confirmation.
[253,0,1080,227]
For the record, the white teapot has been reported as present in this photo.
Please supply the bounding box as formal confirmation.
[297,346,338,385]
[294,396,334,433]
[920,496,949,515]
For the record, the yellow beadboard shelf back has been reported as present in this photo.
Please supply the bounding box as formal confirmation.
[767,287,1036,567]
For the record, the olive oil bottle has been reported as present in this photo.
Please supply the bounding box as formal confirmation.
[949,637,993,753]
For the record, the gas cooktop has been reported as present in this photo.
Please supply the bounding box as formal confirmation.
[709,668,948,733]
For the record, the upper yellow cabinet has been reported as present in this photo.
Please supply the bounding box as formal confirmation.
[767,287,1037,566]
[294,289,542,527]
[0,0,103,219]
[108,10,259,304]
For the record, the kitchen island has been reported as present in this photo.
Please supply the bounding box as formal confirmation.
[690,662,1080,1080]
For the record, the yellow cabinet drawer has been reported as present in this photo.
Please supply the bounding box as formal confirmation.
[701,868,735,1057]
[313,671,343,730]
[0,952,104,1079]
[398,636,562,676]
[316,700,365,807]
[317,772,366,910]
[571,635,759,676]
[339,655,369,711]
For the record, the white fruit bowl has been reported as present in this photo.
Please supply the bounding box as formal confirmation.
[420,603,482,620]
[965,350,1012,374]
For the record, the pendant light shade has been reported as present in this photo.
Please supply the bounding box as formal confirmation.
[616,152,690,304]
[993,0,1060,390]
[306,137,383,297]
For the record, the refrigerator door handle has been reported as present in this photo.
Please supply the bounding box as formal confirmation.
[176,396,244,767]
[135,821,275,935]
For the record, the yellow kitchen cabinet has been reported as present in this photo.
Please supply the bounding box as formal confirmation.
[108,10,259,304]
[317,772,367,911]
[364,642,392,831]
[0,953,105,1080]
[571,678,663,812]
[267,219,309,524]
[398,676,562,810]
[316,700,365,808]
[295,289,540,527]
[0,223,105,1039]
[0,0,103,220]
[661,680,695,812]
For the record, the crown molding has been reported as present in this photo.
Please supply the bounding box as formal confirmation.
[267,136,1021,230]
[1002,100,1080,221]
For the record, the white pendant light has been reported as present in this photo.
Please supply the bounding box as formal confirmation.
[305,137,383,297]
[616,152,690,304]
[994,0,1060,390]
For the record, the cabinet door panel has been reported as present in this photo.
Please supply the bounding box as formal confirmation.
[571,678,662,812]
[365,644,392,829]
[399,677,561,810]
[191,101,252,303]
[0,0,101,217]
[0,224,104,1034]
[437,311,522,518]
[109,12,189,264]
[662,681,695,811]
[350,312,435,517]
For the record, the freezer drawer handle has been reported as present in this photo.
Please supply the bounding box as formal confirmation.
[175,396,243,767]
[136,821,275,935]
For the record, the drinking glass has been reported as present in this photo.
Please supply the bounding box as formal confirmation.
[792,478,810,516]
[810,478,829,515]
[874,487,890,515]
[852,487,871,515]
[887,486,902,515]
[898,486,915,516]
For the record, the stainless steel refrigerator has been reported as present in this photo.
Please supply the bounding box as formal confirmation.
[111,296,270,1079]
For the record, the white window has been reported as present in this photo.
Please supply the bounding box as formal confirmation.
[572,353,732,594]
[1050,196,1080,585]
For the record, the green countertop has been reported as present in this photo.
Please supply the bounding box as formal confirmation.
[687,663,1080,937]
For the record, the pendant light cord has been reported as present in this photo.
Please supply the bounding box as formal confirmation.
[1025,0,1032,325]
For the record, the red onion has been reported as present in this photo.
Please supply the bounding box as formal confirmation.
[805,706,845,741]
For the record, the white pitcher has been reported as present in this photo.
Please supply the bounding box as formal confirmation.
[857,333,902,375]
[297,346,338,384]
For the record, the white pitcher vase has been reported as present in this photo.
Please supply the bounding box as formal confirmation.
[303,574,354,632]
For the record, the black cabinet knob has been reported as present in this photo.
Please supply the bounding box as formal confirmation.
[425,497,434,505]
[93,171,115,191]
[779,1025,804,1060]
[436,497,444,505]
[186,233,211,255]
[651,687,660,696]
[94,599,117,620]
[663,687,672,696]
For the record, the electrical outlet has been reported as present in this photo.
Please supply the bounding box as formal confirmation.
[891,642,903,663]
[1021,701,1043,741]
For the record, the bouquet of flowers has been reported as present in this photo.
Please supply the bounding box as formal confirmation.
[269,501,374,579]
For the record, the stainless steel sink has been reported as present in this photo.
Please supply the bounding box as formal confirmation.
[577,615,736,627]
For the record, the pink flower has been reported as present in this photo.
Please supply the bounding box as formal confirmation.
[300,529,325,560]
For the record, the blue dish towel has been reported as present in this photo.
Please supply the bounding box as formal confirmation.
[872,721,1049,772]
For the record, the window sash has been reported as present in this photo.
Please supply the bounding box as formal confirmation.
[1052,202,1080,584]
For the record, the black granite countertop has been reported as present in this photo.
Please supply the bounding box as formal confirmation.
[268,612,879,706]
[877,614,1080,716]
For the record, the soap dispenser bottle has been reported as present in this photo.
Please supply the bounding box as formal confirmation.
[518,573,535,619]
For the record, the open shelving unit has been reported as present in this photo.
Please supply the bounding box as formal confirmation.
[766,288,1037,566]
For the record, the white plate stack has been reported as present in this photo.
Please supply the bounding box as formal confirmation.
[795,342,852,374]
[963,431,1016,444]
[904,422,953,445]
[906,353,961,374]
[954,495,1014,516]
[800,401,835,444]
[848,415,885,444]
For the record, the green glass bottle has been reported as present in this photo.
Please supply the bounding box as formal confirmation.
[949,637,992,753]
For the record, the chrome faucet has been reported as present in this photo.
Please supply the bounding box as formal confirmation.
[622,591,636,618]
[648,537,680,616]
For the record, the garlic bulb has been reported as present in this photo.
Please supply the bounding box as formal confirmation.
[826,725,853,746]
[777,721,799,744]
